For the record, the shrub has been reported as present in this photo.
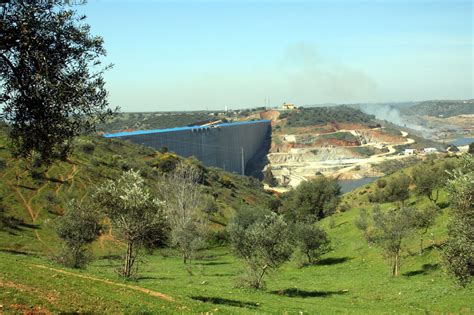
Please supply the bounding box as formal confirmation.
[55,201,102,268]
[219,175,235,189]
[80,141,95,154]
[294,222,331,265]
[376,179,387,189]
[282,176,341,222]
[228,207,293,289]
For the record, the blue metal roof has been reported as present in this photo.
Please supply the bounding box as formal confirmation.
[103,119,271,138]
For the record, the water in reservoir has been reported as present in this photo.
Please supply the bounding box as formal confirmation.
[449,137,474,146]
[338,177,379,194]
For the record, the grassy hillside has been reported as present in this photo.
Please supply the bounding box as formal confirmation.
[0,128,472,313]
[0,126,274,255]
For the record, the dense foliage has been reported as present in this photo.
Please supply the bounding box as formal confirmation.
[228,207,293,289]
[55,201,101,268]
[93,170,167,278]
[369,172,410,204]
[1,1,114,164]
[294,222,331,265]
[372,206,416,276]
[443,154,474,286]
[282,176,341,222]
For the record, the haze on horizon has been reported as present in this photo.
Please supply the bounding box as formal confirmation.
[78,0,473,112]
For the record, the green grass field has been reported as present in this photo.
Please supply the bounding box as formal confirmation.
[1,202,472,314]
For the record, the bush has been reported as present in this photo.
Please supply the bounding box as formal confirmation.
[150,153,179,173]
[294,222,331,265]
[282,176,341,222]
[207,229,229,246]
[376,179,387,189]
[55,201,102,268]
[80,141,95,154]
[228,207,293,289]
[219,175,235,189]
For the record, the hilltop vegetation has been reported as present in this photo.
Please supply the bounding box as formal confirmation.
[96,112,216,133]
[401,100,474,118]
[284,105,375,127]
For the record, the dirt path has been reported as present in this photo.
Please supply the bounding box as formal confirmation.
[12,185,36,222]
[31,264,175,302]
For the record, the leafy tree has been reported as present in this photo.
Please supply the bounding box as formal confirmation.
[202,194,219,219]
[384,173,410,205]
[228,207,293,289]
[443,154,474,286]
[412,205,439,254]
[93,170,167,278]
[411,164,441,203]
[355,208,372,243]
[1,1,114,165]
[55,200,101,268]
[294,222,331,265]
[372,206,416,276]
[158,161,207,264]
[283,176,341,222]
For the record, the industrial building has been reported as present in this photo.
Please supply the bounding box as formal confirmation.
[103,120,272,175]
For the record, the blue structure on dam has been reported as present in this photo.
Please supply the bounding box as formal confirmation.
[103,120,272,175]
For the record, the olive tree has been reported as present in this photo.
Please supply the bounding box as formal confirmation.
[93,170,167,278]
[372,206,416,276]
[411,164,442,203]
[55,200,101,268]
[443,154,474,287]
[158,161,207,264]
[294,222,331,265]
[1,1,114,165]
[283,176,341,222]
[412,205,439,254]
[354,208,372,243]
[384,173,411,205]
[228,207,293,289]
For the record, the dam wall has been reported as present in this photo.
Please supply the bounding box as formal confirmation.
[103,120,271,175]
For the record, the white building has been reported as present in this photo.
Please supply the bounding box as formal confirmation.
[423,147,438,154]
[404,149,416,155]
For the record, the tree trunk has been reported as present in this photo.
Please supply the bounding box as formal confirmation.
[394,253,400,276]
[429,189,439,204]
[306,251,312,265]
[419,236,424,255]
[256,265,268,289]
[124,242,133,278]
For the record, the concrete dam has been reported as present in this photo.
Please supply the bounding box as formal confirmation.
[104,120,272,176]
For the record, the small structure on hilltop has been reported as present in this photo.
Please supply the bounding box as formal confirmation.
[282,102,296,110]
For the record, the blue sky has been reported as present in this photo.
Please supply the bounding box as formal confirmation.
[77,0,473,111]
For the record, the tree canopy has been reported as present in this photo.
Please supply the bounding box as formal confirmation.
[283,176,341,222]
[1,1,114,164]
